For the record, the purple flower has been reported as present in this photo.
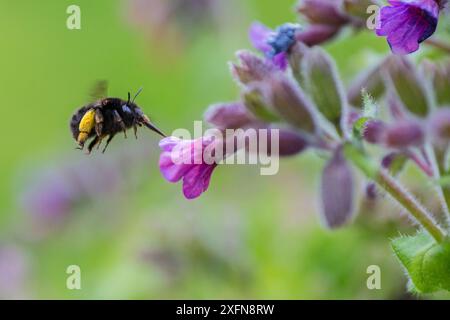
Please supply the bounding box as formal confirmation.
[363,119,387,144]
[249,22,301,70]
[376,0,440,55]
[383,120,425,148]
[159,136,218,199]
[296,24,340,47]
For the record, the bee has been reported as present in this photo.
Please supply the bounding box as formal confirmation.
[70,81,166,154]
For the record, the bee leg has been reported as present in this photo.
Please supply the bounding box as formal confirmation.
[112,110,127,139]
[94,109,104,137]
[87,136,101,154]
[96,136,104,150]
[133,123,138,139]
[102,133,116,153]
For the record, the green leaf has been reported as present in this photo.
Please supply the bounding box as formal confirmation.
[352,116,371,139]
[391,232,450,293]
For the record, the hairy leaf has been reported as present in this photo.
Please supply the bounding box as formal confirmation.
[391,232,450,293]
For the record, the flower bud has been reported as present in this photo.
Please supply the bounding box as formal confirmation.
[204,102,255,129]
[297,0,349,26]
[296,24,340,46]
[383,121,425,149]
[276,127,309,156]
[381,152,408,175]
[366,182,378,200]
[288,42,309,86]
[268,74,317,134]
[303,47,346,129]
[256,127,309,157]
[363,119,386,144]
[230,50,274,85]
[320,147,355,229]
[385,56,430,117]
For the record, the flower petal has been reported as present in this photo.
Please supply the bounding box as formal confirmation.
[159,136,182,152]
[182,164,217,199]
[272,52,288,70]
[159,152,193,183]
[249,22,274,55]
[376,0,439,54]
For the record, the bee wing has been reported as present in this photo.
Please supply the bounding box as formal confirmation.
[89,80,108,102]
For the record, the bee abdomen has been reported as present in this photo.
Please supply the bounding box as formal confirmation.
[70,105,93,140]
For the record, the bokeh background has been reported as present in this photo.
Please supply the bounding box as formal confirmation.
[0,0,448,299]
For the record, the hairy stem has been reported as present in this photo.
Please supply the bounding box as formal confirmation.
[433,146,450,229]
[377,170,446,243]
[407,150,433,177]
[344,144,447,243]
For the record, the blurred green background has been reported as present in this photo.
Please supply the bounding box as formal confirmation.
[0,0,441,299]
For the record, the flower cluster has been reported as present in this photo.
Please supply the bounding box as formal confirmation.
[157,0,450,293]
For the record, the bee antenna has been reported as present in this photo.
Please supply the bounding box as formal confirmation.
[127,92,131,105]
[132,87,143,104]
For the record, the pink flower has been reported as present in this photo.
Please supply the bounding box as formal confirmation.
[159,136,218,199]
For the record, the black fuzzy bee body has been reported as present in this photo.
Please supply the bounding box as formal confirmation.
[70,95,165,154]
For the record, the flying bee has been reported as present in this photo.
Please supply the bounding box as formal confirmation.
[70,81,166,154]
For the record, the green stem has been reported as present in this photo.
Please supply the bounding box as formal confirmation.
[434,147,450,228]
[344,144,447,243]
[377,170,446,243]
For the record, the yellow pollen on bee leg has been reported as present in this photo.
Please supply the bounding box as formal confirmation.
[77,132,89,144]
[77,109,96,144]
